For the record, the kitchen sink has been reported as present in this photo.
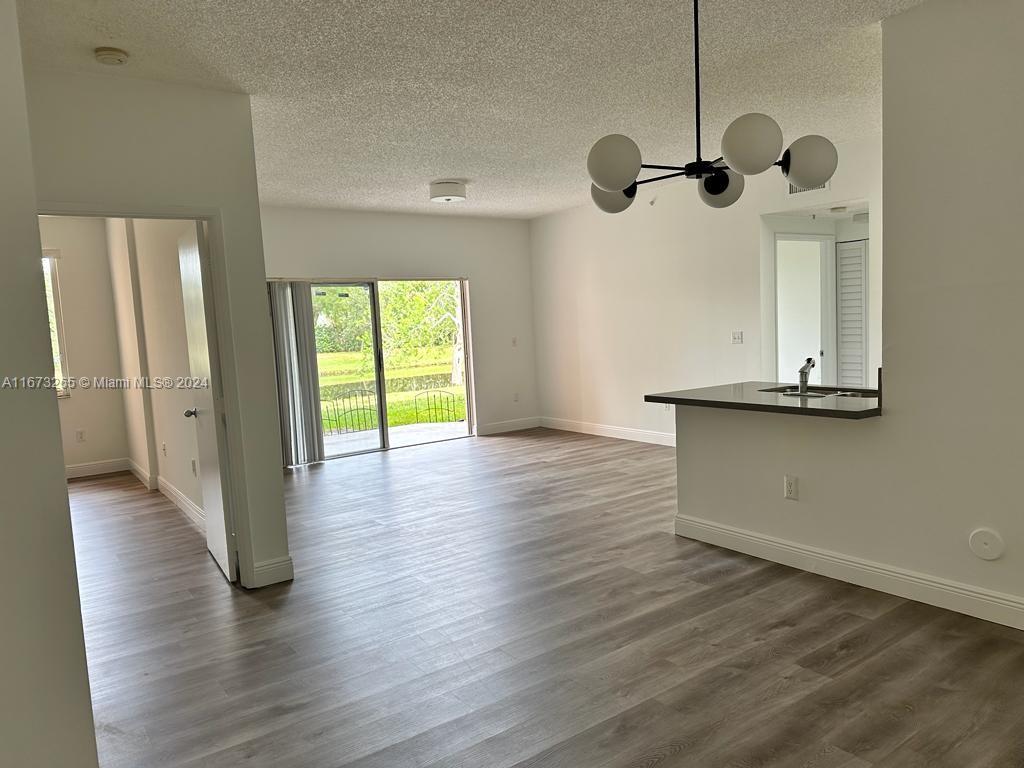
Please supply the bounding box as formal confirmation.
[759,385,878,400]
[759,385,833,398]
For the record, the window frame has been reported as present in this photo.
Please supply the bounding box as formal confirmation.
[41,249,71,398]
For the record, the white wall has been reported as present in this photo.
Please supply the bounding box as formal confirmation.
[106,217,158,486]
[837,217,869,242]
[0,0,98,762]
[260,206,539,434]
[38,215,130,473]
[671,0,1024,629]
[529,136,881,445]
[24,69,291,586]
[133,218,204,510]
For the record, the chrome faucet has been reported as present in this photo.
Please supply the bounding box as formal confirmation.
[798,357,816,394]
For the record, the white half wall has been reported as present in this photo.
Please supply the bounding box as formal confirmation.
[672,0,1024,630]
[37,215,130,473]
[260,206,539,434]
[0,0,98,761]
[25,69,291,586]
[529,137,881,445]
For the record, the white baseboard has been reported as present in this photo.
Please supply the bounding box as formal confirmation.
[476,417,541,435]
[541,417,675,447]
[127,458,157,489]
[157,476,206,533]
[675,514,1024,631]
[247,556,295,588]
[66,458,130,479]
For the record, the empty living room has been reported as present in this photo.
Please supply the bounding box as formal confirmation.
[3,0,1024,766]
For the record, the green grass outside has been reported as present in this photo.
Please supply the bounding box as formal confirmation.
[317,346,466,429]
[320,387,467,430]
[315,346,452,388]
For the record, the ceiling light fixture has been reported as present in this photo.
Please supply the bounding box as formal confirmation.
[430,180,467,204]
[586,0,838,213]
[94,46,129,66]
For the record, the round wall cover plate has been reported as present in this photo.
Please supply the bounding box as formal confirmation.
[969,527,1005,561]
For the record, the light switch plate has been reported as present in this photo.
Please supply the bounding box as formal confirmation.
[731,331,744,345]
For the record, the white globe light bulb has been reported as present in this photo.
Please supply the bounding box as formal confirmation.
[587,134,642,192]
[698,169,744,208]
[720,113,783,175]
[591,183,637,214]
[782,135,838,190]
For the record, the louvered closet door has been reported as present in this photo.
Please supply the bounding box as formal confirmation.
[836,240,869,387]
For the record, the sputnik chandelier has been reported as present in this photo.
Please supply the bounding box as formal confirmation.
[587,0,839,213]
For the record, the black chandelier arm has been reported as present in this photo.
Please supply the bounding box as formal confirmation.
[641,163,688,171]
[636,170,689,185]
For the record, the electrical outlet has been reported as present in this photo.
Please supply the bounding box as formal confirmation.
[75,429,86,443]
[191,458,198,477]
[784,474,798,500]
[161,442,167,456]
[731,330,744,345]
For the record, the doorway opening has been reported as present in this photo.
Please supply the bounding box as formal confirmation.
[272,278,474,465]
[762,203,875,387]
[40,215,238,583]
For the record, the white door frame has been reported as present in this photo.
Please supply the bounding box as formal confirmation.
[37,202,254,585]
[768,233,837,384]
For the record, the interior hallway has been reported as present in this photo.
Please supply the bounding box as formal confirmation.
[70,430,1024,768]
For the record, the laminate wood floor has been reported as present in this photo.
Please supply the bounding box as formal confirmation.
[68,428,1024,768]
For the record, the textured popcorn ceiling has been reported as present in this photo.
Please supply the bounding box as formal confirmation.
[16,0,922,218]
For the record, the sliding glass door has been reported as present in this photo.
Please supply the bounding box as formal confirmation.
[311,283,385,457]
[308,279,473,458]
[378,280,472,448]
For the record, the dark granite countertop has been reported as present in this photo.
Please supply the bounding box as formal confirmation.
[645,381,881,419]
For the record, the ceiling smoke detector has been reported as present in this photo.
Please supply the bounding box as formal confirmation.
[430,180,467,204]
[94,47,129,66]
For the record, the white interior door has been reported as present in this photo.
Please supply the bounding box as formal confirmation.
[178,223,237,582]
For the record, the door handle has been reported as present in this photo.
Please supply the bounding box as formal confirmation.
[183,408,198,418]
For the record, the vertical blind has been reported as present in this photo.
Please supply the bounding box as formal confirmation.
[268,281,324,467]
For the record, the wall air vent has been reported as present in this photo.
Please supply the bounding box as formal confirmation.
[788,179,829,195]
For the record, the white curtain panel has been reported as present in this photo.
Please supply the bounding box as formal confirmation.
[268,281,324,466]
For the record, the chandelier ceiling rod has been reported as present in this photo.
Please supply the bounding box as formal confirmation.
[692,0,702,163]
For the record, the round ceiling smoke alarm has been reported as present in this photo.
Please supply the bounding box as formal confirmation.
[430,181,467,204]
[94,47,130,66]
